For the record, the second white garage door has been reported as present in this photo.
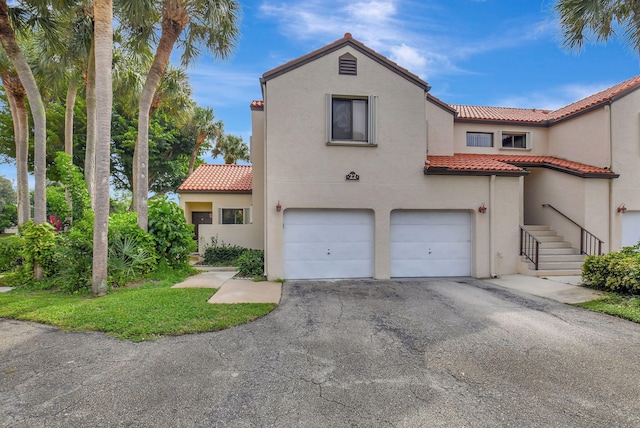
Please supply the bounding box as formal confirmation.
[391,210,472,277]
[283,209,374,280]
[622,211,640,247]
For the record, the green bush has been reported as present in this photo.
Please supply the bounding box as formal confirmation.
[203,238,246,265]
[20,221,59,278]
[0,235,22,272]
[148,196,196,267]
[51,217,93,293]
[236,249,264,278]
[582,244,640,294]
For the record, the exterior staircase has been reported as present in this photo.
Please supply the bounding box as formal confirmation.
[519,225,586,277]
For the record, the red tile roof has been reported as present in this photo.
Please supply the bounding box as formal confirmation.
[425,154,617,178]
[452,75,640,124]
[178,164,252,192]
[250,100,264,110]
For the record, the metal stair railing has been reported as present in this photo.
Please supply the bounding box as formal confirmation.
[520,227,540,270]
[542,204,604,256]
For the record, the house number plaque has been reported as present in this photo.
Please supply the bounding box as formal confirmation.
[346,171,360,181]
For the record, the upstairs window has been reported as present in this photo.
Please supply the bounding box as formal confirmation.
[327,94,378,145]
[339,53,357,75]
[501,132,529,149]
[466,132,493,147]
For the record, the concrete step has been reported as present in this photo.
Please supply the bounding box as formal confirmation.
[538,254,586,263]
[524,268,583,277]
[527,230,560,237]
[523,225,551,231]
[539,240,573,249]
[534,261,584,270]
[538,247,580,255]
[536,235,565,242]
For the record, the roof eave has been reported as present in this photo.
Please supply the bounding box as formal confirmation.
[176,190,253,194]
[423,167,528,177]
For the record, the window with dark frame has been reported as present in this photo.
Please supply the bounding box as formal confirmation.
[466,132,493,147]
[501,133,527,149]
[332,97,368,142]
[221,208,244,224]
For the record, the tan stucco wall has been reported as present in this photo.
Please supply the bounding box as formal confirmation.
[250,108,266,252]
[453,122,549,155]
[548,108,611,168]
[609,89,640,249]
[426,100,454,156]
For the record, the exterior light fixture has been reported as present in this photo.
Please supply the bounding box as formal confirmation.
[478,203,487,214]
[617,204,627,213]
[276,201,282,212]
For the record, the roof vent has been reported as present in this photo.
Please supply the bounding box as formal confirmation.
[339,52,357,76]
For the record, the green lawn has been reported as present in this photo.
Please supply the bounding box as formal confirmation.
[577,294,640,323]
[0,271,276,342]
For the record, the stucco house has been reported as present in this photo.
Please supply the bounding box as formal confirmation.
[177,164,262,251]
[181,33,640,280]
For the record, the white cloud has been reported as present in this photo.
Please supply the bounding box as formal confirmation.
[389,44,426,72]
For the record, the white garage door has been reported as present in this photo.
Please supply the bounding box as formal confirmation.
[391,210,472,277]
[283,209,374,280]
[622,211,640,247]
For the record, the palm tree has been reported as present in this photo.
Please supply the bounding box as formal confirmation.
[92,0,113,296]
[0,49,29,225]
[183,106,222,174]
[212,134,249,164]
[0,0,47,226]
[121,0,240,231]
[556,0,640,52]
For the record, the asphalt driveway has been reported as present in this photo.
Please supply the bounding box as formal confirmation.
[2,278,640,427]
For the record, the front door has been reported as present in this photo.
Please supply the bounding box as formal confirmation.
[192,211,212,241]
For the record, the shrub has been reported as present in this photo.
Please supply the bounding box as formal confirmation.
[236,249,264,278]
[20,221,59,279]
[582,244,640,294]
[51,217,93,293]
[148,196,196,267]
[203,238,246,265]
[108,233,157,287]
[0,235,22,272]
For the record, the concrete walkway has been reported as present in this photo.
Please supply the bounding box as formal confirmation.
[171,267,282,304]
[486,274,603,304]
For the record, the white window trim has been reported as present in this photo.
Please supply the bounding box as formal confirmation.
[326,93,378,146]
[499,130,532,150]
[218,207,251,225]
[466,132,494,148]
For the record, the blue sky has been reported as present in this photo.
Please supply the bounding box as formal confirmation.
[3,0,640,186]
[188,0,640,160]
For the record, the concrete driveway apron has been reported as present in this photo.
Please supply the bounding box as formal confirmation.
[2,278,640,427]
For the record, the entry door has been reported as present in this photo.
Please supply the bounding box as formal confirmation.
[283,209,374,280]
[391,210,472,277]
[192,211,212,240]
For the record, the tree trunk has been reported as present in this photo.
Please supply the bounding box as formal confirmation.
[64,81,79,219]
[187,134,205,175]
[0,0,46,227]
[133,0,188,231]
[91,0,113,296]
[85,40,97,207]
[2,75,29,225]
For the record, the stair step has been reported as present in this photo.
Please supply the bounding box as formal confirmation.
[527,230,559,237]
[538,254,585,262]
[539,241,573,249]
[533,261,585,270]
[539,247,580,255]
[536,235,565,242]
[523,225,551,231]
[524,268,583,277]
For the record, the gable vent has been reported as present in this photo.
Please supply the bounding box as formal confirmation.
[339,53,357,75]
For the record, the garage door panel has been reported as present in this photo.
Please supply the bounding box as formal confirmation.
[391,210,471,278]
[622,211,640,247]
[391,225,471,242]
[283,209,374,279]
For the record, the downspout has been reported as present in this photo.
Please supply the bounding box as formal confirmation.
[490,174,497,278]
[607,103,614,252]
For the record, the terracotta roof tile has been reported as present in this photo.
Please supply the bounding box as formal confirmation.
[250,100,264,110]
[178,164,252,192]
[425,154,615,177]
[451,75,640,123]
